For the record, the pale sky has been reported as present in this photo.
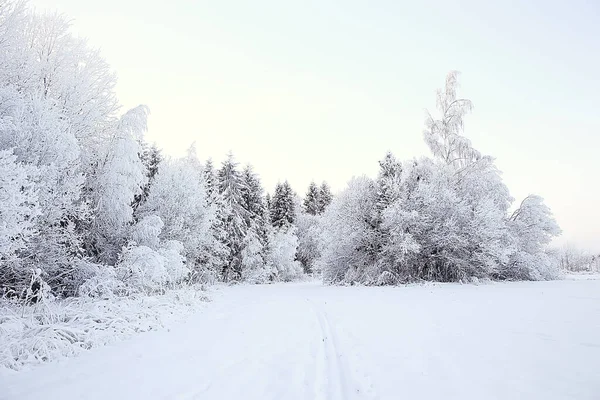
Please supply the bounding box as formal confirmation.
[31,0,600,252]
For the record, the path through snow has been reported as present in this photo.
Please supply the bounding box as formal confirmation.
[2,279,600,399]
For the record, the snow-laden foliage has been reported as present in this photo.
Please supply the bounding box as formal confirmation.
[241,227,272,283]
[115,241,188,294]
[295,213,324,273]
[319,72,561,285]
[136,150,217,282]
[0,150,38,264]
[302,181,333,216]
[0,0,563,305]
[267,227,303,282]
[270,181,296,228]
[319,177,380,284]
[91,106,149,264]
[217,154,250,281]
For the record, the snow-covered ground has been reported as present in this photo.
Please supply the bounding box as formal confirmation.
[2,279,600,400]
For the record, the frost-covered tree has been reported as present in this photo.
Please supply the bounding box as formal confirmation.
[266,227,303,282]
[240,165,269,275]
[0,150,39,292]
[318,71,561,285]
[241,227,272,283]
[90,106,149,264]
[504,195,562,280]
[303,182,320,215]
[423,71,481,170]
[241,165,267,227]
[319,176,379,284]
[133,142,162,212]
[374,152,402,215]
[203,158,218,197]
[317,182,333,214]
[136,149,216,281]
[295,212,323,274]
[217,153,249,281]
[270,181,296,228]
[0,6,118,294]
[380,157,513,283]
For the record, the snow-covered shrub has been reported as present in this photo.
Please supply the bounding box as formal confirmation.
[0,287,209,371]
[115,243,189,294]
[116,246,169,294]
[130,215,164,249]
[77,263,122,299]
[267,227,303,282]
[159,240,188,284]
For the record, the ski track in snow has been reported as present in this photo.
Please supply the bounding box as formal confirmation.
[2,279,600,400]
[310,299,377,400]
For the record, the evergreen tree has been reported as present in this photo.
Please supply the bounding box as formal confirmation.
[374,152,402,216]
[133,142,162,212]
[270,181,296,228]
[303,181,320,215]
[317,182,333,214]
[240,164,269,276]
[203,158,218,198]
[241,165,267,225]
[217,153,249,281]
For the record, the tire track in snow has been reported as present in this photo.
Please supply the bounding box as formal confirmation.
[309,300,378,400]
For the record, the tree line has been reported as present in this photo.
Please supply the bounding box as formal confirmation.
[0,2,562,301]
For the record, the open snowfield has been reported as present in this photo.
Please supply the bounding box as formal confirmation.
[2,278,600,400]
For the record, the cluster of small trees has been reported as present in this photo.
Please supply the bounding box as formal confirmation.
[555,246,600,273]
[317,72,562,284]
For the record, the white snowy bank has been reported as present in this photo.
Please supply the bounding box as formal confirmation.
[0,288,210,371]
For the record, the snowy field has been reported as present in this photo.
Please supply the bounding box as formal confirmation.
[2,279,600,400]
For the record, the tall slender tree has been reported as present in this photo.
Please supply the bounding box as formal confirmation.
[317,182,333,214]
[217,153,249,281]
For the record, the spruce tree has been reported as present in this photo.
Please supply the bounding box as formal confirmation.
[375,152,402,215]
[317,182,333,214]
[217,153,249,281]
[241,164,269,266]
[203,158,218,198]
[303,181,320,215]
[270,181,296,228]
[133,142,162,213]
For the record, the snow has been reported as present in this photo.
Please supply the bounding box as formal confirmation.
[2,279,600,400]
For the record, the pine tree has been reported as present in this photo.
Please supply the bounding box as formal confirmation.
[317,182,333,214]
[270,181,296,228]
[303,181,320,215]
